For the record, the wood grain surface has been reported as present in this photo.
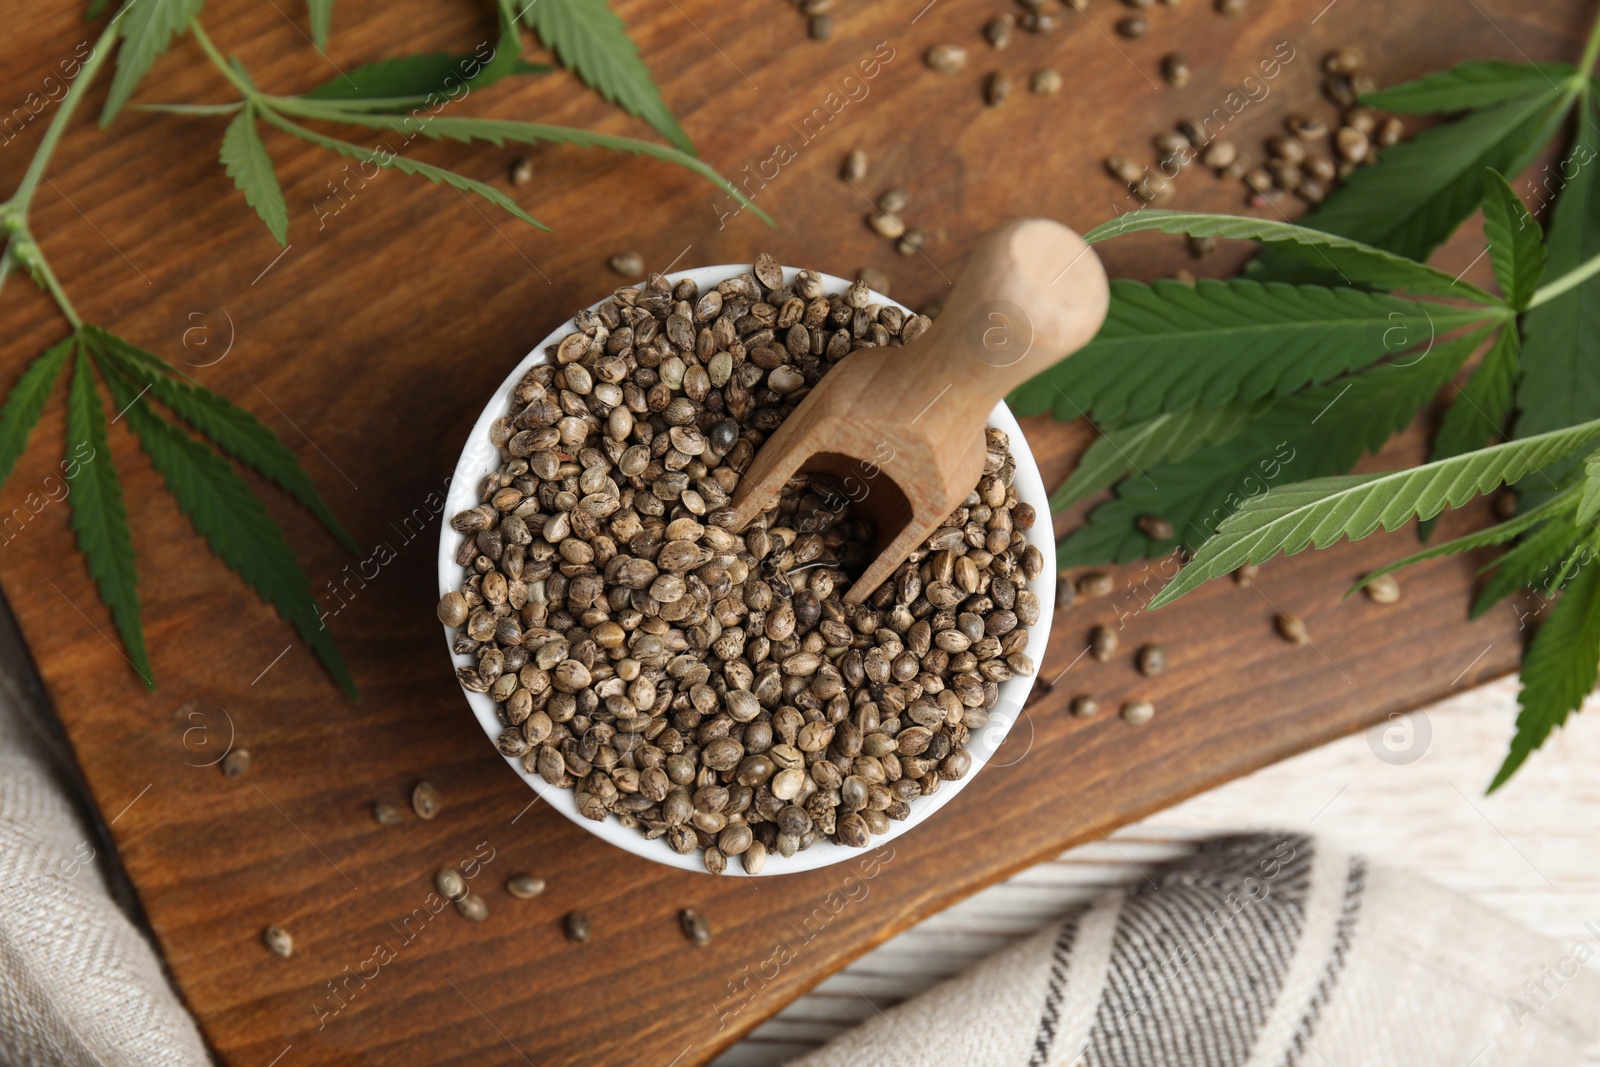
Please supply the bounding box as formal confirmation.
[0,0,1589,1063]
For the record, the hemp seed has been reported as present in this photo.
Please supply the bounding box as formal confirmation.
[221,748,251,779]
[1089,624,1119,662]
[1121,700,1155,726]
[608,252,645,278]
[412,781,441,820]
[1364,573,1400,604]
[1275,613,1310,645]
[435,867,468,902]
[925,44,968,73]
[1077,571,1114,599]
[680,907,713,945]
[506,874,547,899]
[263,925,293,958]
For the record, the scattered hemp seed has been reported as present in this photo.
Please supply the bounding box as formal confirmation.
[858,265,891,294]
[841,149,868,182]
[876,188,909,214]
[1287,114,1328,139]
[1121,700,1155,726]
[985,71,1013,107]
[1161,54,1191,88]
[220,748,251,779]
[1364,573,1401,604]
[411,781,441,820]
[1056,576,1077,611]
[680,907,713,946]
[435,867,468,902]
[608,251,645,278]
[1136,514,1175,541]
[1275,613,1310,645]
[1201,140,1238,169]
[1106,156,1144,184]
[925,44,969,73]
[868,211,906,240]
[1135,174,1173,205]
[263,925,293,958]
[506,874,547,899]
[1323,46,1364,75]
[984,14,1015,48]
[1077,571,1114,599]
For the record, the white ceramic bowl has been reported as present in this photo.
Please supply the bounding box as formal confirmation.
[438,265,1055,875]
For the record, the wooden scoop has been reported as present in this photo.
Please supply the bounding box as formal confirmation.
[727,218,1110,605]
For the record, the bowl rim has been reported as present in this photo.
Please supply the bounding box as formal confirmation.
[437,263,1056,876]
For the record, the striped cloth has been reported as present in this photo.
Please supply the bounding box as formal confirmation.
[795,834,1600,1067]
[0,680,209,1067]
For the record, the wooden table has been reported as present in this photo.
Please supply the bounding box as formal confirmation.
[1,0,1587,1063]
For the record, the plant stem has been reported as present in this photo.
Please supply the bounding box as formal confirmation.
[31,249,82,330]
[10,20,119,217]
[188,21,258,101]
[135,102,246,116]
[1527,247,1600,308]
[1581,2,1600,77]
[2,18,117,331]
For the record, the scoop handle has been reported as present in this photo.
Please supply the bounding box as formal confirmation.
[874,218,1110,423]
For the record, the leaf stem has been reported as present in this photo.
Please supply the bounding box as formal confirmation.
[188,20,258,102]
[1581,2,1600,77]
[1,19,116,329]
[269,96,776,225]
[134,101,247,116]
[1527,246,1600,307]
[8,20,120,218]
[30,249,83,330]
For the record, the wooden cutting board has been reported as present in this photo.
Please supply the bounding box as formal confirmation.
[2,0,1587,1063]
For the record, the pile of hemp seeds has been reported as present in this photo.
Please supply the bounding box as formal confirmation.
[438,256,1044,875]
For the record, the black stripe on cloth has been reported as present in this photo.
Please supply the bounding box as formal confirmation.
[1280,856,1368,1067]
[1030,915,1082,1067]
[1083,833,1315,1067]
